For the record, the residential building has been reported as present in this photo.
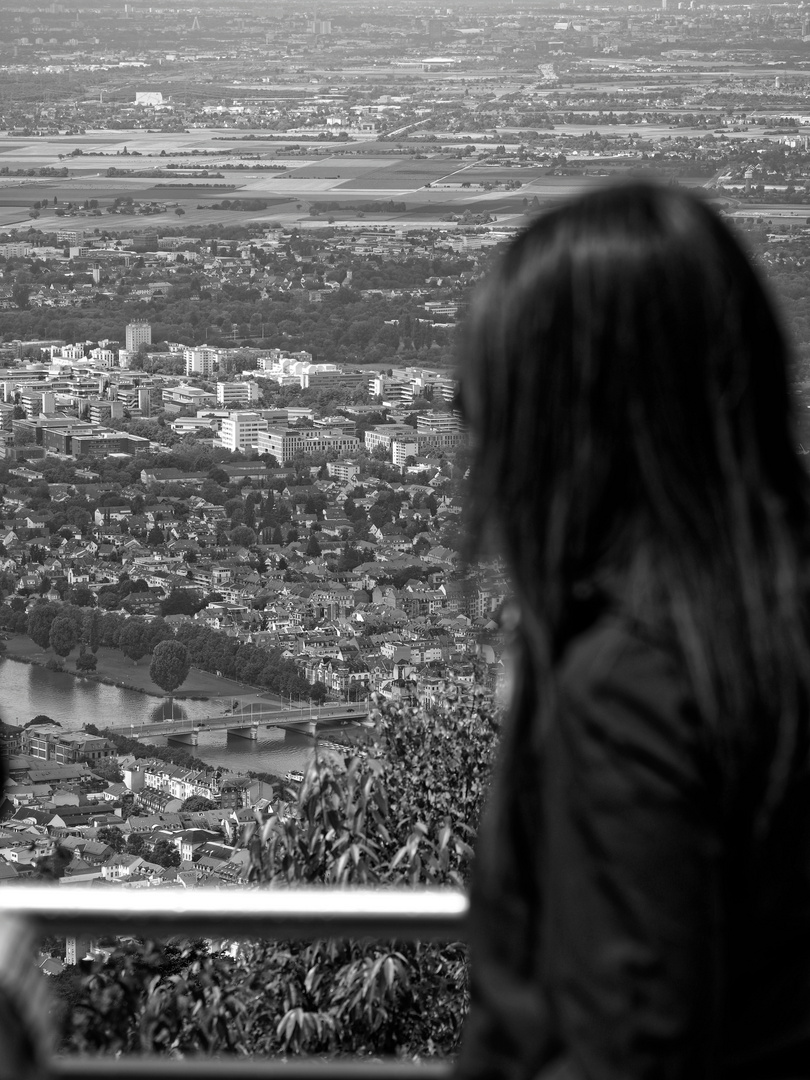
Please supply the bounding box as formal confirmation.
[369,373,413,403]
[218,411,269,452]
[256,349,313,374]
[114,385,156,416]
[162,385,216,411]
[88,347,117,368]
[364,424,419,453]
[19,726,114,765]
[185,346,218,378]
[416,412,463,434]
[327,460,361,483]
[56,428,150,457]
[0,242,32,258]
[20,390,55,419]
[216,381,260,406]
[392,439,420,467]
[300,367,365,392]
[257,425,359,464]
[125,321,152,353]
[86,399,125,425]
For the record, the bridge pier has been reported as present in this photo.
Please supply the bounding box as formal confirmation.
[286,721,318,737]
[227,725,259,741]
[168,730,199,746]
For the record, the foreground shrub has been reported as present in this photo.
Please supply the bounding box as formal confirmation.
[57,694,499,1059]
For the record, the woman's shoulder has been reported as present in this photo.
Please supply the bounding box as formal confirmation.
[552,610,710,776]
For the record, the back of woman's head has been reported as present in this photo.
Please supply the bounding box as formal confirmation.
[461,182,810,796]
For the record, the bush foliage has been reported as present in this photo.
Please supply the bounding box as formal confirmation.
[58,695,499,1060]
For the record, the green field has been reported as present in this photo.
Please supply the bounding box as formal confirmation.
[0,131,650,233]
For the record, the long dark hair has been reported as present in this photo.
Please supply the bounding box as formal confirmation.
[460,181,810,827]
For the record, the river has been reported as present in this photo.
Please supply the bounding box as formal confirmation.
[0,657,345,778]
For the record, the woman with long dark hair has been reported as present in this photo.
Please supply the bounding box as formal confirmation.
[456,182,810,1079]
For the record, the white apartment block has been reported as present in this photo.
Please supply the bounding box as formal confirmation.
[216,381,260,406]
[218,411,269,452]
[185,346,217,378]
[162,385,216,410]
[112,386,153,416]
[0,243,32,257]
[125,321,152,353]
[20,390,55,418]
[327,460,361,483]
[368,373,413,403]
[391,439,420,467]
[416,412,462,434]
[59,343,85,360]
[89,348,117,368]
[88,400,125,424]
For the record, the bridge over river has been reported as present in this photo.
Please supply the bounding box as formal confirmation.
[106,704,371,745]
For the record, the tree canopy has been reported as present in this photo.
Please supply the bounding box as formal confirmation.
[149,640,191,694]
[26,602,60,650]
[49,615,78,658]
[119,620,150,665]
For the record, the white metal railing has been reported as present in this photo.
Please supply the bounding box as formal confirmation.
[0,887,469,1080]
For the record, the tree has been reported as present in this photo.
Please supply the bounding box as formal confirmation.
[14,424,35,447]
[180,795,215,813]
[26,603,59,650]
[76,649,97,673]
[91,759,123,784]
[146,618,174,651]
[12,281,30,310]
[33,844,72,881]
[119,620,149,665]
[69,585,95,608]
[310,679,328,704]
[151,839,181,868]
[229,525,257,548]
[25,714,59,728]
[83,609,101,653]
[160,589,204,618]
[49,615,77,658]
[97,826,126,853]
[149,640,191,694]
[126,833,146,856]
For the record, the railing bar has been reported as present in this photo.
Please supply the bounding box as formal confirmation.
[0,886,469,941]
[52,1059,453,1079]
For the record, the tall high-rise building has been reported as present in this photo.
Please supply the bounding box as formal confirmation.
[125,321,151,352]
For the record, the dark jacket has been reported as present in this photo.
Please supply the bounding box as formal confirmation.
[456,612,810,1080]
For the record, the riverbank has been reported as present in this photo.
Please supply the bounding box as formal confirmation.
[2,634,279,705]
